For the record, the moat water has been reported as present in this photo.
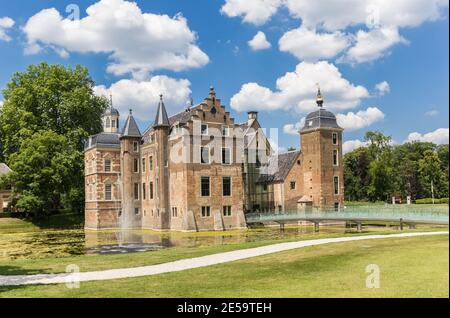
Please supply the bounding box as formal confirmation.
[0,226,347,260]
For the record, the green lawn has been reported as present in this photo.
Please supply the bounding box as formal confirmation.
[1,235,448,298]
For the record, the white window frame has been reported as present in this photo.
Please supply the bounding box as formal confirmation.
[201,123,209,136]
[222,125,229,137]
[133,158,139,173]
[333,176,339,195]
[223,206,232,217]
[200,176,211,197]
[200,146,210,164]
[133,141,139,152]
[221,147,232,165]
[134,182,140,200]
[222,176,232,197]
[332,132,338,145]
[201,206,211,218]
[105,184,112,201]
[104,159,112,172]
[142,157,146,172]
[333,149,339,166]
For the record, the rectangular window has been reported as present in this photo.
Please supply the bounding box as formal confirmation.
[333,150,338,166]
[133,158,139,173]
[222,177,231,196]
[142,158,146,172]
[149,182,154,199]
[201,206,211,217]
[332,132,338,145]
[334,176,339,195]
[111,120,116,129]
[334,202,340,212]
[149,156,153,170]
[133,141,139,152]
[142,183,146,200]
[172,207,178,217]
[201,123,208,135]
[134,207,140,215]
[134,183,139,200]
[222,125,229,136]
[222,147,231,165]
[105,184,112,201]
[201,146,210,164]
[104,159,112,172]
[290,181,296,190]
[201,177,210,196]
[223,206,232,217]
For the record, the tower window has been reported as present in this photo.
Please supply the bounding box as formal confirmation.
[133,141,139,152]
[104,159,112,172]
[142,183,146,200]
[223,177,231,196]
[222,125,229,137]
[134,207,140,215]
[334,176,339,195]
[201,176,210,196]
[332,133,338,145]
[105,184,112,201]
[149,156,153,170]
[201,206,211,217]
[111,119,116,129]
[106,117,111,128]
[142,158,146,172]
[134,183,139,200]
[149,182,154,199]
[133,158,139,173]
[333,150,338,166]
[172,207,178,217]
[334,202,340,211]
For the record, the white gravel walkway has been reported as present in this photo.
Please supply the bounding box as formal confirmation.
[0,231,447,286]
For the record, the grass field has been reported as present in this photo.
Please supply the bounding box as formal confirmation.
[0,234,448,298]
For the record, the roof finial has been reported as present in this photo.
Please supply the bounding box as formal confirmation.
[316,83,324,107]
[129,109,133,115]
[159,94,163,101]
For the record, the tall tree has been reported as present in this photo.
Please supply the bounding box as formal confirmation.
[0,63,107,216]
[418,150,442,202]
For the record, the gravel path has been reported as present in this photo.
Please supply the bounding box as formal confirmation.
[0,231,447,286]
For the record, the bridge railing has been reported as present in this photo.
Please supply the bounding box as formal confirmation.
[246,204,449,224]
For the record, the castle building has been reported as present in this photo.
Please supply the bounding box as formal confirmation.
[84,87,344,231]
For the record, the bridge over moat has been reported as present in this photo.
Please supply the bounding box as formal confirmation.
[245,205,449,232]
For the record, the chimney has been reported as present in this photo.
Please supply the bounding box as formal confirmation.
[247,111,258,125]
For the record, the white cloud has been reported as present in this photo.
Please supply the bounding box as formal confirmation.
[248,31,271,51]
[375,81,390,96]
[23,0,209,78]
[340,27,408,64]
[336,107,385,131]
[230,61,369,113]
[425,110,439,116]
[93,75,192,122]
[279,27,350,61]
[0,17,14,42]
[343,139,368,153]
[221,0,282,26]
[283,117,305,135]
[406,128,449,144]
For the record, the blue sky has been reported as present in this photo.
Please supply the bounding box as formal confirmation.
[0,0,448,152]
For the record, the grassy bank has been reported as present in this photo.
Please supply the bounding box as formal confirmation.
[1,234,448,298]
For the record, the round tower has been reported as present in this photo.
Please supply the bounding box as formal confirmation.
[300,87,344,211]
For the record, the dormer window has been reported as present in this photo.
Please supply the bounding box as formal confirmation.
[201,124,208,136]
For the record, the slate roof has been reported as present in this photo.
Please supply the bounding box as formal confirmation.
[258,150,301,183]
[300,108,342,132]
[154,96,170,127]
[86,133,121,149]
[122,111,141,137]
[104,106,120,116]
[0,163,11,175]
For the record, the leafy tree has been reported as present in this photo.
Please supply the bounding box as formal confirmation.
[0,63,107,216]
[418,150,443,202]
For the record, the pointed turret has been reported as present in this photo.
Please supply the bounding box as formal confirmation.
[121,109,141,137]
[154,94,170,127]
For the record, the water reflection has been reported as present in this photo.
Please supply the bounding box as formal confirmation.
[1,226,339,260]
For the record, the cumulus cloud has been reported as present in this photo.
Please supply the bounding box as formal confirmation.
[279,27,350,61]
[425,110,439,117]
[343,139,368,153]
[283,117,305,135]
[336,107,385,131]
[230,61,369,113]
[406,128,449,144]
[375,81,390,96]
[220,0,282,26]
[0,17,14,42]
[22,0,209,78]
[340,27,408,64]
[248,31,271,51]
[93,75,192,122]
